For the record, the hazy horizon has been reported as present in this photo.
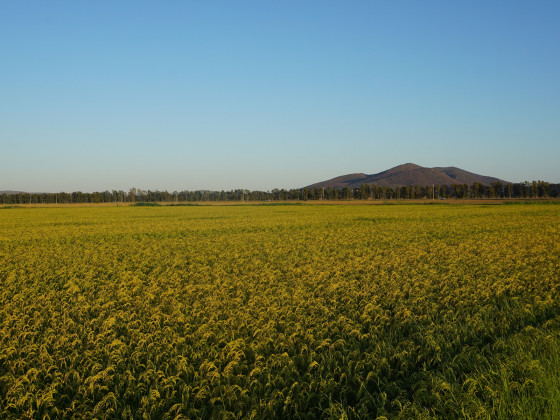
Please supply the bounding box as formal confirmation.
[1,162,556,195]
[2,1,559,192]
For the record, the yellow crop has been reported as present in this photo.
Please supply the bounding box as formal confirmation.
[0,203,559,418]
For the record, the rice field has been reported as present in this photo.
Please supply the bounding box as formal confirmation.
[1,203,559,418]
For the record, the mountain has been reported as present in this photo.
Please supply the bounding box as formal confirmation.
[307,163,508,189]
[0,190,24,195]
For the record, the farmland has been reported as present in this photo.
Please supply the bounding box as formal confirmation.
[1,203,559,418]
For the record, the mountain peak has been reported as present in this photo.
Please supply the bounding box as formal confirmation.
[393,163,422,170]
[307,164,508,189]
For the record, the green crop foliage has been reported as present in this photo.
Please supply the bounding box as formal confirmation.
[1,204,559,418]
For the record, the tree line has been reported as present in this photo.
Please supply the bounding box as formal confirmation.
[1,181,559,205]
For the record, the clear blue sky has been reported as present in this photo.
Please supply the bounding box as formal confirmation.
[2,1,559,192]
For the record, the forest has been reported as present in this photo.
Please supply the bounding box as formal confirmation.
[1,180,559,205]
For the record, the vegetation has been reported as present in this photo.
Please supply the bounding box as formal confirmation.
[1,204,559,418]
[1,180,559,204]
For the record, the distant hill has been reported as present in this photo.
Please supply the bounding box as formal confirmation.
[0,190,24,195]
[307,163,508,189]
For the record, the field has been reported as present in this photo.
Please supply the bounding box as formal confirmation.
[1,203,560,418]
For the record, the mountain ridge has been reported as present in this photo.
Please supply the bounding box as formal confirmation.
[307,164,508,189]
[0,190,25,195]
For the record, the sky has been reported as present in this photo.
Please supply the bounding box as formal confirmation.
[1,1,559,192]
